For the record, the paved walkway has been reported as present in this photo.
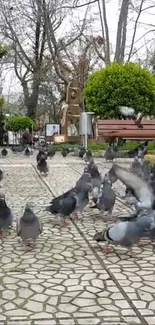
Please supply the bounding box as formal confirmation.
[0,152,154,325]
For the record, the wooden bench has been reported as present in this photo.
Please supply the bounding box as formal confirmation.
[97,119,155,141]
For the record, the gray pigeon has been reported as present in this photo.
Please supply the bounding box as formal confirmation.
[37,156,49,175]
[91,179,116,217]
[1,148,8,157]
[25,147,32,157]
[130,157,142,177]
[104,146,116,161]
[46,192,77,226]
[107,164,154,211]
[0,169,3,182]
[141,159,150,181]
[74,183,91,218]
[94,214,155,255]
[76,167,92,191]
[84,150,92,162]
[0,192,13,237]
[89,164,102,205]
[17,203,43,248]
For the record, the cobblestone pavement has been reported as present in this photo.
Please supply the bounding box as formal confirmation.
[0,151,154,325]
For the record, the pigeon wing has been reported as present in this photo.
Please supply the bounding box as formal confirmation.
[113,164,154,209]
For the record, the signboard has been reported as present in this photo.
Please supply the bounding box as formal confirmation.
[54,135,66,143]
[45,123,60,137]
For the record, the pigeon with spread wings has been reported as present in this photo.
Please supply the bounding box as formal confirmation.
[107,164,154,210]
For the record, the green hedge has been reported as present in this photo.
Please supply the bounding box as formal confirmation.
[48,141,155,152]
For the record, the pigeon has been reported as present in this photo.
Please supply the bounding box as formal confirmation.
[109,164,154,210]
[24,147,32,157]
[84,149,92,162]
[90,164,102,205]
[91,179,116,217]
[130,157,142,177]
[47,148,55,158]
[73,183,91,218]
[1,148,8,157]
[93,214,155,255]
[118,106,135,118]
[141,159,150,181]
[104,146,116,161]
[0,169,3,182]
[36,150,47,162]
[61,148,68,157]
[17,203,43,248]
[138,141,148,159]
[46,191,77,226]
[0,192,13,237]
[76,167,92,191]
[127,147,139,158]
[11,145,24,153]
[78,147,86,158]
[37,156,49,175]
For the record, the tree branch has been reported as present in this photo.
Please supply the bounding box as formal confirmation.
[101,0,110,64]
[127,0,144,62]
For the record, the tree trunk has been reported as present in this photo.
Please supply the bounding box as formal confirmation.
[114,0,130,62]
[22,76,40,119]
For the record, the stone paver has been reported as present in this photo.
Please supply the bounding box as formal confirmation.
[0,151,153,324]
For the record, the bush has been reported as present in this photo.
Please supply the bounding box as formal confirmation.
[6,116,35,132]
[84,62,155,118]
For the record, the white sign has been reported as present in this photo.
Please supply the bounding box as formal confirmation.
[46,124,60,136]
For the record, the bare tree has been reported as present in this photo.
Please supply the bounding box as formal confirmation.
[75,0,155,64]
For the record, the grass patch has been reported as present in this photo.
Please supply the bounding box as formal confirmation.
[48,140,155,152]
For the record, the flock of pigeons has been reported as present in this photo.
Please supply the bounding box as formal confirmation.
[0,141,155,257]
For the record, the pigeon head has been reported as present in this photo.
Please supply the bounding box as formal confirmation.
[90,165,99,177]
[93,231,107,242]
[0,191,5,200]
[25,202,34,211]
[105,166,117,184]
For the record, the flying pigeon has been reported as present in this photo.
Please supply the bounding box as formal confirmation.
[1,148,8,157]
[94,214,155,255]
[17,203,43,249]
[37,156,49,176]
[0,192,13,238]
[108,164,154,210]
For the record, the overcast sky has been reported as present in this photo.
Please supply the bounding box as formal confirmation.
[2,0,155,99]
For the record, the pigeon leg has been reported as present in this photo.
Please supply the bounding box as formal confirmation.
[129,248,137,258]
[103,245,113,254]
[61,218,69,227]
[151,241,155,247]
[0,229,7,238]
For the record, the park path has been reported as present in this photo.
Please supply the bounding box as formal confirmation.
[0,153,154,325]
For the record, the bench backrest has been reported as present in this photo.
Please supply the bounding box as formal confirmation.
[97,119,155,139]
